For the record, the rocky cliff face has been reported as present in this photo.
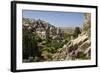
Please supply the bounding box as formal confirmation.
[23,18,64,39]
[22,18,65,62]
[52,13,91,61]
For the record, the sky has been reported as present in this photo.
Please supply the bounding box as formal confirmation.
[22,10,84,27]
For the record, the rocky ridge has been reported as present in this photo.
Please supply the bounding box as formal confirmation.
[52,13,91,61]
[23,18,64,39]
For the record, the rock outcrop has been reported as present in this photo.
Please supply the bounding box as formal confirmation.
[23,18,64,39]
[52,13,91,61]
[22,18,65,61]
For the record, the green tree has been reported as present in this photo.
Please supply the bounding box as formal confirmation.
[73,27,81,38]
[23,32,40,60]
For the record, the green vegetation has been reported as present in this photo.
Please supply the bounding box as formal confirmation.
[22,29,71,62]
[22,17,91,62]
[22,26,82,62]
[73,27,81,38]
[23,32,40,60]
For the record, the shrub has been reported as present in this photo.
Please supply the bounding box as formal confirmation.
[73,27,81,38]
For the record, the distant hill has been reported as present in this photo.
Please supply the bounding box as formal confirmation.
[60,27,75,34]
